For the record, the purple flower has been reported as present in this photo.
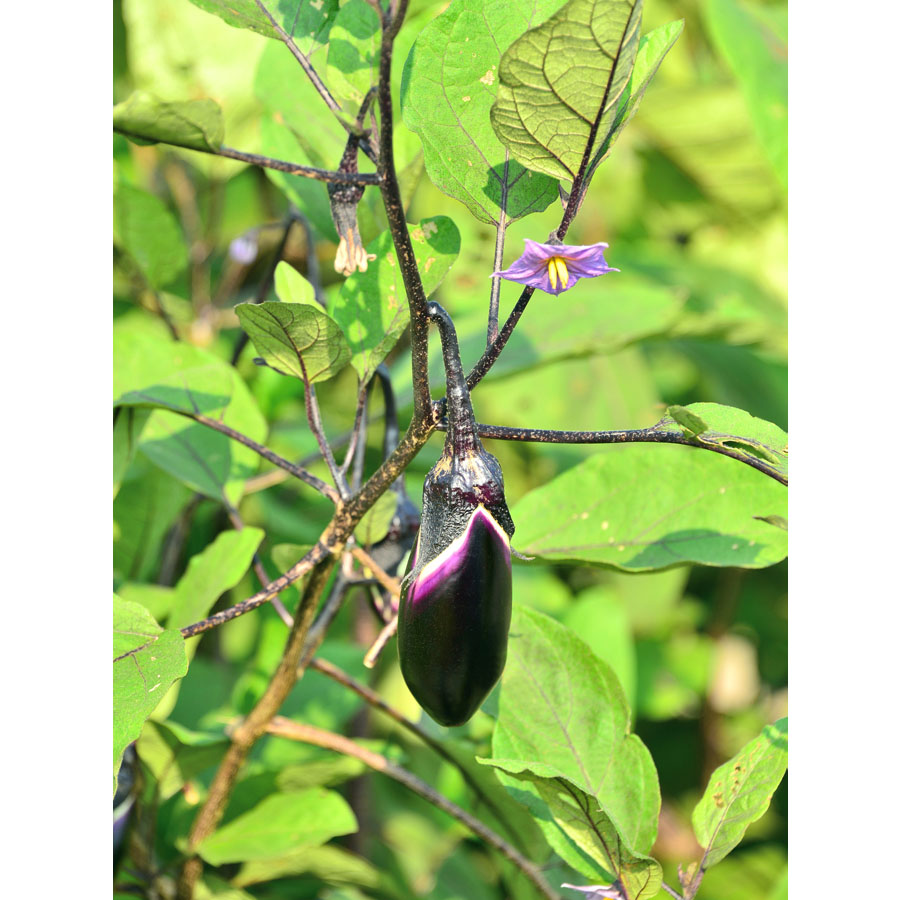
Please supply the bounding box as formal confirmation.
[492,239,619,295]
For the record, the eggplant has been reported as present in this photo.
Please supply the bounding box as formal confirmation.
[397,303,514,726]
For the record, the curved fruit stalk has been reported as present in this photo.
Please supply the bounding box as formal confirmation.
[397,303,514,726]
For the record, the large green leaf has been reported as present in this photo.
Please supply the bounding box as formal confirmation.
[113,329,268,504]
[114,182,187,290]
[113,90,224,151]
[328,216,461,383]
[325,0,380,111]
[491,0,642,181]
[489,607,660,855]
[188,0,338,53]
[401,0,563,225]
[197,788,358,864]
[703,0,787,187]
[511,444,788,571]
[692,717,788,868]
[235,301,351,384]
[482,760,661,897]
[168,528,265,632]
[113,596,188,790]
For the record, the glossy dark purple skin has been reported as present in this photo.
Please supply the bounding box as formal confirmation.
[398,507,512,726]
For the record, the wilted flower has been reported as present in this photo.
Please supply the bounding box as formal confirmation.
[492,238,618,295]
[329,135,375,277]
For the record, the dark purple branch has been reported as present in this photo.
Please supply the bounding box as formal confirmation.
[433,420,787,486]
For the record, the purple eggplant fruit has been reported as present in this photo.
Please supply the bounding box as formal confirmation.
[398,303,514,726]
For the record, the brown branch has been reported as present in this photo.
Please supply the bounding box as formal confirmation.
[264,717,561,900]
[363,617,397,668]
[177,557,337,899]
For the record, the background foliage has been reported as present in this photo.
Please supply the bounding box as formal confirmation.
[113,0,787,897]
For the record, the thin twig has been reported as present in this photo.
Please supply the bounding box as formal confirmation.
[152,290,180,340]
[300,560,355,666]
[147,405,341,502]
[433,421,788,486]
[301,371,349,498]
[252,1,350,132]
[180,541,330,638]
[113,126,382,183]
[661,882,686,900]
[225,505,293,628]
[363,617,397,668]
[177,558,337,899]
[340,383,369,478]
[265,717,561,900]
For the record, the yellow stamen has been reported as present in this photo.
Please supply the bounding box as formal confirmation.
[546,256,569,290]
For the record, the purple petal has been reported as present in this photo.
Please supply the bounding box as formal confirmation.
[492,239,619,295]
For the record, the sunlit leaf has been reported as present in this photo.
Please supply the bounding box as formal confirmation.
[325,0,380,111]
[692,717,788,868]
[491,0,642,181]
[511,444,788,570]
[401,0,563,225]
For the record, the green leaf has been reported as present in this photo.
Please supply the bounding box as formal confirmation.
[114,182,187,289]
[703,0,787,187]
[511,444,788,571]
[354,492,399,546]
[197,788,358,865]
[113,90,224,151]
[113,596,188,790]
[274,261,318,306]
[692,717,788,868]
[325,0,380,111]
[113,329,268,504]
[491,0,642,181]
[235,301,352,383]
[234,844,379,889]
[188,0,338,53]
[137,720,229,801]
[652,403,788,482]
[168,528,265,632]
[401,0,563,225]
[584,19,684,181]
[489,607,660,855]
[329,216,461,383]
[482,760,662,897]
[113,407,151,498]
